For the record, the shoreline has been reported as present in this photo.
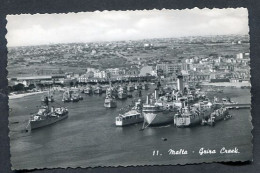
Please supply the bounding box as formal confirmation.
[9,91,46,100]
[201,82,251,87]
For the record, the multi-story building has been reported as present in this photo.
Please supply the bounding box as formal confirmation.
[106,68,124,77]
[94,70,107,78]
[156,62,182,76]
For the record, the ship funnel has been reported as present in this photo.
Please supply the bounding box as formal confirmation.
[154,89,159,100]
[146,94,150,104]
[180,98,186,108]
[177,75,184,92]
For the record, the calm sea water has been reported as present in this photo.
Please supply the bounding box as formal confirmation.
[9,87,252,169]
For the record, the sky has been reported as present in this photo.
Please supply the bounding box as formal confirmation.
[6,8,249,47]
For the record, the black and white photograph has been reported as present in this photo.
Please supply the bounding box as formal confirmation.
[6,8,252,169]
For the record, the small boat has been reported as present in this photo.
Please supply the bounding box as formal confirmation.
[104,96,117,108]
[71,95,79,102]
[41,89,54,102]
[62,90,82,102]
[62,91,71,102]
[127,93,133,98]
[84,85,93,94]
[94,85,103,94]
[127,84,135,92]
[142,83,149,90]
[135,83,142,90]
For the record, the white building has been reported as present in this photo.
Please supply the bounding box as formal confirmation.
[94,70,107,78]
[156,63,182,75]
[106,68,123,76]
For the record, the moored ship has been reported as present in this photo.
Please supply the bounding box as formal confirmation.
[41,95,54,102]
[127,84,135,92]
[116,110,143,126]
[94,85,103,94]
[27,106,68,130]
[115,99,143,126]
[174,100,213,127]
[142,91,177,126]
[84,85,93,94]
[26,98,68,130]
[41,90,54,102]
[174,100,229,127]
[117,85,127,99]
[104,81,117,108]
[135,83,142,90]
[62,90,82,102]
[142,83,149,90]
[106,86,118,98]
[104,96,117,108]
[210,106,229,122]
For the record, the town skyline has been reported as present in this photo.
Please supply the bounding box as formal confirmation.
[7,33,249,48]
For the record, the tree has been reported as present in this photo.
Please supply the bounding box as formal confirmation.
[36,83,44,90]
[13,83,25,91]
[28,84,36,90]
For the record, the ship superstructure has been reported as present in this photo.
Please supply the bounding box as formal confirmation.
[104,80,117,108]
[117,85,127,99]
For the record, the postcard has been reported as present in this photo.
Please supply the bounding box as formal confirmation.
[6,8,252,169]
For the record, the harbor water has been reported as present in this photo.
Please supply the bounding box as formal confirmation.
[9,87,252,169]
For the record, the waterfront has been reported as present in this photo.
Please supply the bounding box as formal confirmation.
[9,87,252,169]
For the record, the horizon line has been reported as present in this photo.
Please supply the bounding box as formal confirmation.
[7,33,249,48]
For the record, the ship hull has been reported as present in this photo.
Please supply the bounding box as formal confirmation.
[29,113,68,130]
[94,89,102,94]
[84,89,93,94]
[104,101,117,108]
[142,85,148,90]
[143,111,175,126]
[127,87,134,92]
[118,93,127,99]
[174,107,224,127]
[174,116,202,127]
[116,117,143,126]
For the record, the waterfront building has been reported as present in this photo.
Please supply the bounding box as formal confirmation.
[94,70,107,78]
[11,75,66,87]
[156,62,182,76]
[106,68,122,76]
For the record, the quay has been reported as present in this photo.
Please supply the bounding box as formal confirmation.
[223,103,251,109]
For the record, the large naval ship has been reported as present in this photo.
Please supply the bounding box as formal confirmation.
[142,75,226,127]
[26,97,68,130]
[174,100,230,127]
[174,99,215,127]
[142,76,185,126]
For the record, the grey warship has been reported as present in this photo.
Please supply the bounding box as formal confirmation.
[27,96,68,130]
